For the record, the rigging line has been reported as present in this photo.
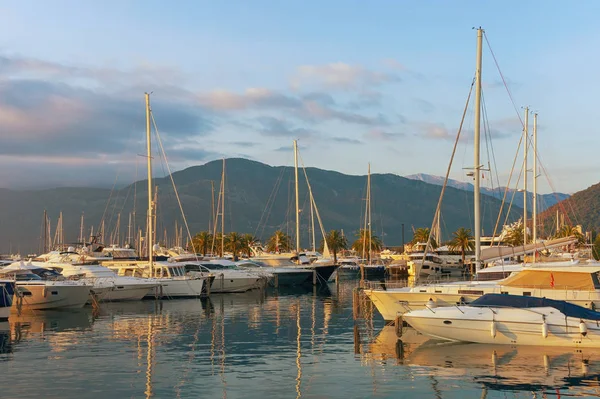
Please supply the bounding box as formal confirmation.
[500,157,524,235]
[150,111,199,260]
[298,152,330,256]
[535,150,577,228]
[99,170,121,242]
[422,77,474,270]
[490,130,524,244]
[255,166,286,240]
[483,31,524,127]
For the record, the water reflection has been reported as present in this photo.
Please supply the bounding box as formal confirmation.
[365,325,600,396]
[7,280,600,398]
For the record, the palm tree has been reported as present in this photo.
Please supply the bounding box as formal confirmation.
[555,225,585,244]
[212,232,224,256]
[504,222,524,246]
[448,227,474,267]
[225,232,244,261]
[412,227,438,249]
[189,231,213,256]
[320,230,347,264]
[241,233,258,257]
[266,230,292,253]
[351,229,383,257]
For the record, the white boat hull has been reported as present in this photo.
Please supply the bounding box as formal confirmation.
[13,282,91,310]
[404,305,600,348]
[208,271,265,293]
[99,284,157,301]
[365,284,600,321]
[146,277,206,298]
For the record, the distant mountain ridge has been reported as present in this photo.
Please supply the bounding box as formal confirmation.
[405,173,569,212]
[0,159,521,254]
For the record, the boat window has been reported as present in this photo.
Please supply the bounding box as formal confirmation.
[51,291,58,295]
[443,320,452,325]
[458,290,484,295]
[15,273,42,281]
[523,292,531,296]
[422,265,430,269]
[21,291,32,296]
[593,273,600,290]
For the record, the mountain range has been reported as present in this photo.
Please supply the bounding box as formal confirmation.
[0,158,525,254]
[405,173,569,212]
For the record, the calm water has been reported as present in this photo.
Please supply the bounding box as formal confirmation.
[2,280,600,398]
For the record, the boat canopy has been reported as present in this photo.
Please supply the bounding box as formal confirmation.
[471,294,600,321]
[501,268,600,290]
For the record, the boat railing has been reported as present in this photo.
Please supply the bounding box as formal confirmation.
[362,280,409,290]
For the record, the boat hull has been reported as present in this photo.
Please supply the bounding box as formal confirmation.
[404,306,600,348]
[99,284,157,301]
[13,283,91,310]
[145,277,207,298]
[365,284,600,322]
[210,275,264,293]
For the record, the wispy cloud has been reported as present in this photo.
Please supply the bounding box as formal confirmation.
[331,137,362,144]
[256,116,313,138]
[365,129,405,141]
[290,62,401,90]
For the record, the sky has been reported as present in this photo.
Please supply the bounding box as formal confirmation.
[1,1,599,194]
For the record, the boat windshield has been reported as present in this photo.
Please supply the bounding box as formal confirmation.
[14,273,43,281]
[471,294,600,321]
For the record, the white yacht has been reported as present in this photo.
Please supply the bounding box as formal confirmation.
[235,260,313,287]
[404,293,600,348]
[365,262,594,321]
[178,259,266,293]
[105,260,212,298]
[0,262,91,310]
[37,259,159,302]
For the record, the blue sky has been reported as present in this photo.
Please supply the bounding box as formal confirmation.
[0,1,599,193]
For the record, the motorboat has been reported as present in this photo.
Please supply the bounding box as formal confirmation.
[404,293,600,348]
[0,262,91,310]
[364,262,591,322]
[38,261,159,302]
[235,260,313,287]
[179,259,266,293]
[105,260,212,298]
[0,279,15,321]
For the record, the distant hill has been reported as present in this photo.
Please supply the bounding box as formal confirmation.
[405,173,569,212]
[0,159,520,254]
[541,182,600,235]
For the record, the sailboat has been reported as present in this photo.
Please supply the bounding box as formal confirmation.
[339,164,385,279]
[364,28,581,321]
[251,140,339,283]
[105,93,212,297]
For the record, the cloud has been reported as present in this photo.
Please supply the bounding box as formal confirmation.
[365,129,405,141]
[290,62,401,90]
[416,123,455,141]
[413,98,435,114]
[382,59,407,71]
[0,54,186,87]
[197,88,301,111]
[0,79,212,158]
[256,117,313,138]
[331,137,362,144]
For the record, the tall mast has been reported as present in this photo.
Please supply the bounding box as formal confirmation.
[127,212,132,246]
[210,180,215,232]
[79,212,85,243]
[367,163,372,264]
[294,140,300,256]
[473,27,483,271]
[362,168,368,261]
[310,194,316,252]
[145,92,154,274]
[523,107,529,245]
[221,158,225,257]
[533,112,538,246]
[42,209,48,253]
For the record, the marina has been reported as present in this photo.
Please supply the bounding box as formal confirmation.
[3,2,600,397]
[3,279,600,398]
